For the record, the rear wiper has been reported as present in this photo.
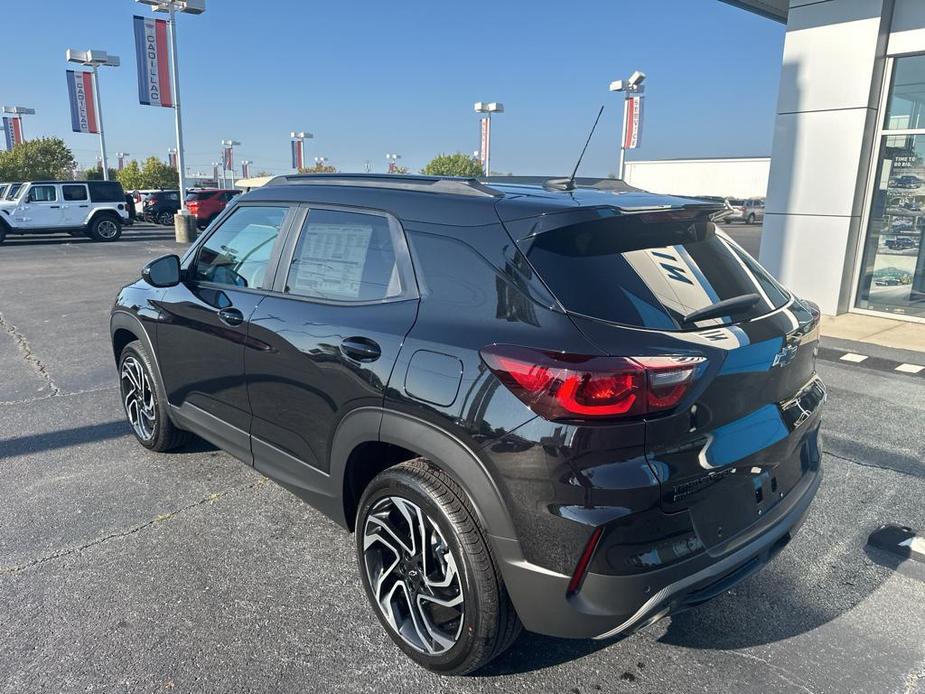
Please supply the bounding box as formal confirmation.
[682,293,761,325]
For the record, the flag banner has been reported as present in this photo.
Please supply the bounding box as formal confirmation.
[2,117,12,150]
[3,116,23,149]
[213,163,220,181]
[223,146,233,171]
[623,95,644,150]
[241,162,250,178]
[168,150,177,168]
[291,139,303,170]
[479,117,489,166]
[134,15,173,108]
[66,70,98,134]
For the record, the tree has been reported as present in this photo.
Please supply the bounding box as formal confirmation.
[0,138,76,181]
[82,166,119,181]
[388,165,409,175]
[298,161,337,174]
[116,160,145,190]
[421,153,483,177]
[140,156,179,189]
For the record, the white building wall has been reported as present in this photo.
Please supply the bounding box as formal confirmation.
[623,158,770,198]
[759,0,892,315]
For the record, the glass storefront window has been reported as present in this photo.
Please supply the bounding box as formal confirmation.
[856,58,925,319]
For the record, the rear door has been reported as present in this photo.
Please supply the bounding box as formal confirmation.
[60,184,90,226]
[514,207,824,551]
[245,205,418,486]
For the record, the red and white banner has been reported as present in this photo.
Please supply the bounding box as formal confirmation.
[66,70,99,134]
[623,95,644,150]
[291,139,303,170]
[479,117,489,167]
[3,116,23,149]
[168,150,177,168]
[241,161,250,178]
[134,15,173,108]
[223,146,233,171]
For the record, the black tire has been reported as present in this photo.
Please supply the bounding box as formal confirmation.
[0,225,6,245]
[356,459,521,675]
[68,230,86,237]
[157,210,174,226]
[88,214,122,242]
[118,340,190,452]
[747,214,756,225]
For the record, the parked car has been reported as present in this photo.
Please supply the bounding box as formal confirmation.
[0,180,129,243]
[725,198,765,224]
[110,174,824,674]
[185,188,240,229]
[142,190,182,225]
[2,182,23,200]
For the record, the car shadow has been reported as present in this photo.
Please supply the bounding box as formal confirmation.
[2,230,178,247]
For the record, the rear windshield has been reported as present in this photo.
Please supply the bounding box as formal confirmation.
[186,191,216,201]
[520,213,789,330]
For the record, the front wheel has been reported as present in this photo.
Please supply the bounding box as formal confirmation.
[356,459,521,675]
[119,341,190,451]
[88,215,122,241]
[157,210,174,226]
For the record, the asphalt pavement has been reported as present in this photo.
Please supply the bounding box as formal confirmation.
[0,224,923,693]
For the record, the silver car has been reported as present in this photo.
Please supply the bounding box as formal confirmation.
[725,198,765,224]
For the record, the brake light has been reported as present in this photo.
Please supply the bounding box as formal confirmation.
[480,345,704,420]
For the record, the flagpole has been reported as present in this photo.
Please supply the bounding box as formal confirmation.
[89,68,110,181]
[166,5,188,212]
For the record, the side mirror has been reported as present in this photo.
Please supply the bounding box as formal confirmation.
[142,254,182,288]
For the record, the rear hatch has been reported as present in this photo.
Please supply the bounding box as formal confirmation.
[506,200,824,552]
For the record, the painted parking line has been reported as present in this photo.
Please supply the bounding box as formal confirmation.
[895,363,925,374]
[839,353,868,363]
[817,347,925,378]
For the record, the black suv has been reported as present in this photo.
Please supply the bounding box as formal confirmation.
[111,175,825,674]
[142,190,181,225]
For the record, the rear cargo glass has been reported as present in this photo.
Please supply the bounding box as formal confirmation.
[520,214,789,330]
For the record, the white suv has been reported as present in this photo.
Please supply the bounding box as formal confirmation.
[0,180,130,244]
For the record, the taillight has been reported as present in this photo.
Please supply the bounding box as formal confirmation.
[480,345,705,420]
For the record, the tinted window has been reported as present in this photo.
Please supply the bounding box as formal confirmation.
[285,209,401,302]
[193,206,288,288]
[88,181,124,202]
[521,214,789,330]
[62,184,88,201]
[28,185,57,202]
[6,183,23,200]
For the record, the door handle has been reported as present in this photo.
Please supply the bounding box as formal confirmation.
[341,337,381,362]
[218,307,244,326]
[50,205,60,209]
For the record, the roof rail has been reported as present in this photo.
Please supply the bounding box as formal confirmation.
[264,173,502,198]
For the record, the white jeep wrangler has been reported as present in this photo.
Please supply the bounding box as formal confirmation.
[0,180,130,244]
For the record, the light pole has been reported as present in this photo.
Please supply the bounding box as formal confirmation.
[136,0,205,213]
[66,50,120,180]
[290,131,313,171]
[221,139,240,187]
[386,153,401,173]
[2,106,36,144]
[609,70,646,181]
[474,101,503,176]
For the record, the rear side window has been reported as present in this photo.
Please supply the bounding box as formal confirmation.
[88,181,124,202]
[62,185,88,201]
[520,214,789,330]
[193,206,288,288]
[284,209,403,302]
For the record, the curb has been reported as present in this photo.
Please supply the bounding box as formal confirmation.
[817,346,925,378]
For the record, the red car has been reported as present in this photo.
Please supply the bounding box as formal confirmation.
[185,189,240,229]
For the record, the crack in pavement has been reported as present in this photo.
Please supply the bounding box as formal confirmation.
[824,449,924,480]
[0,383,117,407]
[0,311,62,397]
[724,649,816,694]
[0,478,267,576]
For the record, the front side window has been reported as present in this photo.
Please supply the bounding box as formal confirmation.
[193,206,288,288]
[62,185,88,201]
[28,185,57,203]
[856,54,925,319]
[285,209,402,302]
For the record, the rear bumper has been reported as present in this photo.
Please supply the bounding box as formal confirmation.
[494,462,820,639]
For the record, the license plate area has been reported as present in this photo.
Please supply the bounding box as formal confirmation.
[780,378,826,430]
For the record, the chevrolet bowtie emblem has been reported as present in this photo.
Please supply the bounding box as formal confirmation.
[772,342,799,368]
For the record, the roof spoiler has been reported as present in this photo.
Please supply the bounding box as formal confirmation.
[264,173,502,198]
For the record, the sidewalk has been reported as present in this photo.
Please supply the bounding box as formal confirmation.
[820,313,925,370]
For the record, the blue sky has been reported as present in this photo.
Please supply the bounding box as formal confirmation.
[1,0,785,177]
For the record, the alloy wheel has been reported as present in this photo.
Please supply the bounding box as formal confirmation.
[97,219,119,239]
[362,495,464,655]
[120,355,156,441]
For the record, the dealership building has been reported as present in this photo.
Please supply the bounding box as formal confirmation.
[722,0,925,322]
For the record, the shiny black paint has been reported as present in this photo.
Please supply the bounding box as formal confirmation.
[111,180,824,640]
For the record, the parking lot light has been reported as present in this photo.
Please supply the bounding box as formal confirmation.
[609,70,646,180]
[2,106,36,143]
[66,50,120,181]
[474,101,504,176]
[386,153,401,173]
